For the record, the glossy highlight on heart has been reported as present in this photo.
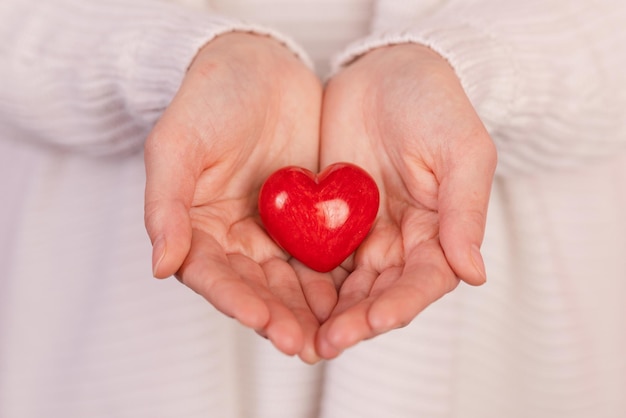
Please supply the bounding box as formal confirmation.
[258,162,379,272]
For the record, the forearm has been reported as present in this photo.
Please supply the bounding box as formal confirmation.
[0,0,309,156]
[332,0,626,175]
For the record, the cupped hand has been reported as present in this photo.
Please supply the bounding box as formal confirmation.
[143,33,332,363]
[316,43,497,358]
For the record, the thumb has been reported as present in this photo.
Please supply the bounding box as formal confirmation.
[144,128,199,279]
[437,137,497,286]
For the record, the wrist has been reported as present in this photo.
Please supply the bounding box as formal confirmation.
[190,31,308,76]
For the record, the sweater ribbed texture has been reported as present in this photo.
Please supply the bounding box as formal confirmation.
[333,0,626,176]
[0,0,311,155]
[1,1,625,417]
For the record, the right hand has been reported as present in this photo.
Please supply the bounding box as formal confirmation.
[143,33,331,363]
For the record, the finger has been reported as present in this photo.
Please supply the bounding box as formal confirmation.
[144,120,203,278]
[316,267,379,359]
[224,254,307,358]
[263,259,321,364]
[437,132,497,285]
[333,266,379,315]
[367,241,460,334]
[178,229,270,330]
[291,259,340,323]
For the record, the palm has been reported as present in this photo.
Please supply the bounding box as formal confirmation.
[186,128,305,264]
[316,43,496,358]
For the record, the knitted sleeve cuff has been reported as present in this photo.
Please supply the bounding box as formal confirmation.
[122,4,313,128]
[0,0,312,155]
[330,1,626,175]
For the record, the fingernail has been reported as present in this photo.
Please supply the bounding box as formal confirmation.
[300,345,322,365]
[471,244,487,283]
[152,236,166,277]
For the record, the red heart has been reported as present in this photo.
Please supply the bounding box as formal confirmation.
[258,162,379,272]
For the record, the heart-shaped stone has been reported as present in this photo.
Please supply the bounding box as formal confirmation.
[258,162,379,272]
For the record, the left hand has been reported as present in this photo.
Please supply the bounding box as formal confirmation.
[316,43,497,358]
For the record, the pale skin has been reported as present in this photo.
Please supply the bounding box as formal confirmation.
[316,43,497,358]
[144,33,325,363]
[144,32,497,363]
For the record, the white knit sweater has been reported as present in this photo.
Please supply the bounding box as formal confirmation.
[1,1,625,417]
